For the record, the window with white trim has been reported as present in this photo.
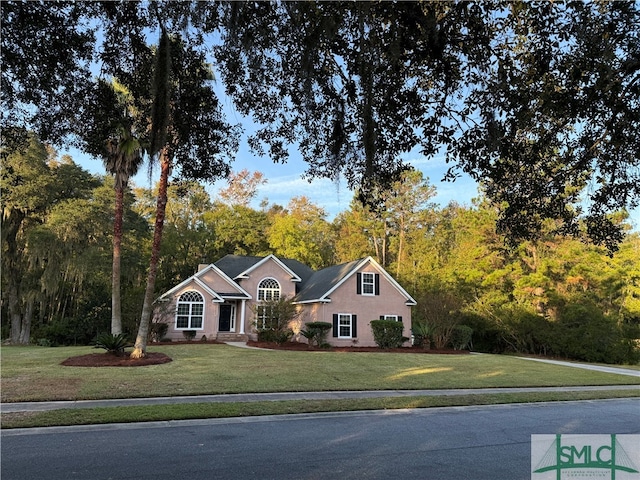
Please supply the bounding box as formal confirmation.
[257,278,280,301]
[333,313,357,338]
[361,272,375,295]
[256,278,281,329]
[256,305,272,330]
[176,291,204,329]
[338,314,353,338]
[383,315,399,321]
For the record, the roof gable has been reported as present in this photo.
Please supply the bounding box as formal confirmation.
[216,254,307,282]
[157,263,250,302]
[295,256,417,305]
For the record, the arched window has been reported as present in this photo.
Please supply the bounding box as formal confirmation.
[256,278,281,329]
[257,278,280,301]
[176,291,204,329]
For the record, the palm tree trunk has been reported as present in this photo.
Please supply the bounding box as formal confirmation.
[111,185,125,335]
[131,148,170,358]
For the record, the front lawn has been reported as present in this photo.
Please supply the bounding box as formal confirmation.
[2,344,639,403]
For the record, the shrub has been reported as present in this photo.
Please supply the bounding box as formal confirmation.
[149,322,169,343]
[414,289,465,349]
[182,330,197,341]
[550,305,639,364]
[94,333,130,355]
[34,315,102,346]
[411,322,432,349]
[257,328,293,344]
[370,319,407,349]
[253,296,300,345]
[449,325,473,350]
[300,321,332,348]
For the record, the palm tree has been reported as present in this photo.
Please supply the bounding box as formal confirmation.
[103,124,143,335]
[130,28,172,359]
[129,27,238,359]
[81,78,144,336]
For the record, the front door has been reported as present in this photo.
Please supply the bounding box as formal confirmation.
[219,304,233,332]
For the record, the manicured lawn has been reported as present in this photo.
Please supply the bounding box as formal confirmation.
[2,344,639,403]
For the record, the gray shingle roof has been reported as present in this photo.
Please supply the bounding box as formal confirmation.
[213,255,263,279]
[214,254,314,283]
[212,254,364,302]
[294,259,363,302]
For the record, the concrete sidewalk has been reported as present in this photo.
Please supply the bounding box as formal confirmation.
[2,385,638,413]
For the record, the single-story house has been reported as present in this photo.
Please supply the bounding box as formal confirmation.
[154,254,417,347]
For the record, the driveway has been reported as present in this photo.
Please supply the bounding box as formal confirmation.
[516,356,640,377]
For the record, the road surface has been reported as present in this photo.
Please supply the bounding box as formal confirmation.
[2,398,639,480]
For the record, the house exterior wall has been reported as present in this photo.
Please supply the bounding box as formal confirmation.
[154,282,220,342]
[235,259,299,337]
[299,264,412,347]
[198,269,238,292]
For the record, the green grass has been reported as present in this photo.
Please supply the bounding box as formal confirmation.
[3,390,639,429]
[2,344,639,403]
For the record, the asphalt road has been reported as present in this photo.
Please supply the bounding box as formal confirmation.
[2,399,639,480]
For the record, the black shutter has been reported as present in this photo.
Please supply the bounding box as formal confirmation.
[356,273,362,294]
[333,314,338,337]
[380,315,384,320]
[352,315,357,337]
[398,316,403,323]
[374,274,380,295]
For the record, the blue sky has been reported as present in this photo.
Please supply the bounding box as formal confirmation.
[70,141,480,221]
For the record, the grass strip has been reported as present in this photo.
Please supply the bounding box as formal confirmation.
[2,390,638,429]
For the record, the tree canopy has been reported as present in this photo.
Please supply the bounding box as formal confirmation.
[215,1,640,252]
[3,0,639,254]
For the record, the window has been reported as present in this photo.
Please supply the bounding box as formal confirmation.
[357,272,379,296]
[333,313,357,339]
[256,278,281,329]
[381,315,402,322]
[339,314,352,338]
[257,278,280,301]
[255,305,272,330]
[176,291,204,329]
[361,273,375,295]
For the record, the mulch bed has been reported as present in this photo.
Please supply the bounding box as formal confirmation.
[61,352,172,367]
[247,341,469,354]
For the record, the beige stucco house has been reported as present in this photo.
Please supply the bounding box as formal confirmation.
[154,254,416,347]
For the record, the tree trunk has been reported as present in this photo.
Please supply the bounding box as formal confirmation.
[111,185,125,335]
[4,208,25,344]
[9,282,22,344]
[131,150,170,359]
[396,215,405,278]
[18,297,34,344]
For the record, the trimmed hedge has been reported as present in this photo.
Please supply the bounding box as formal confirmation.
[370,319,407,349]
